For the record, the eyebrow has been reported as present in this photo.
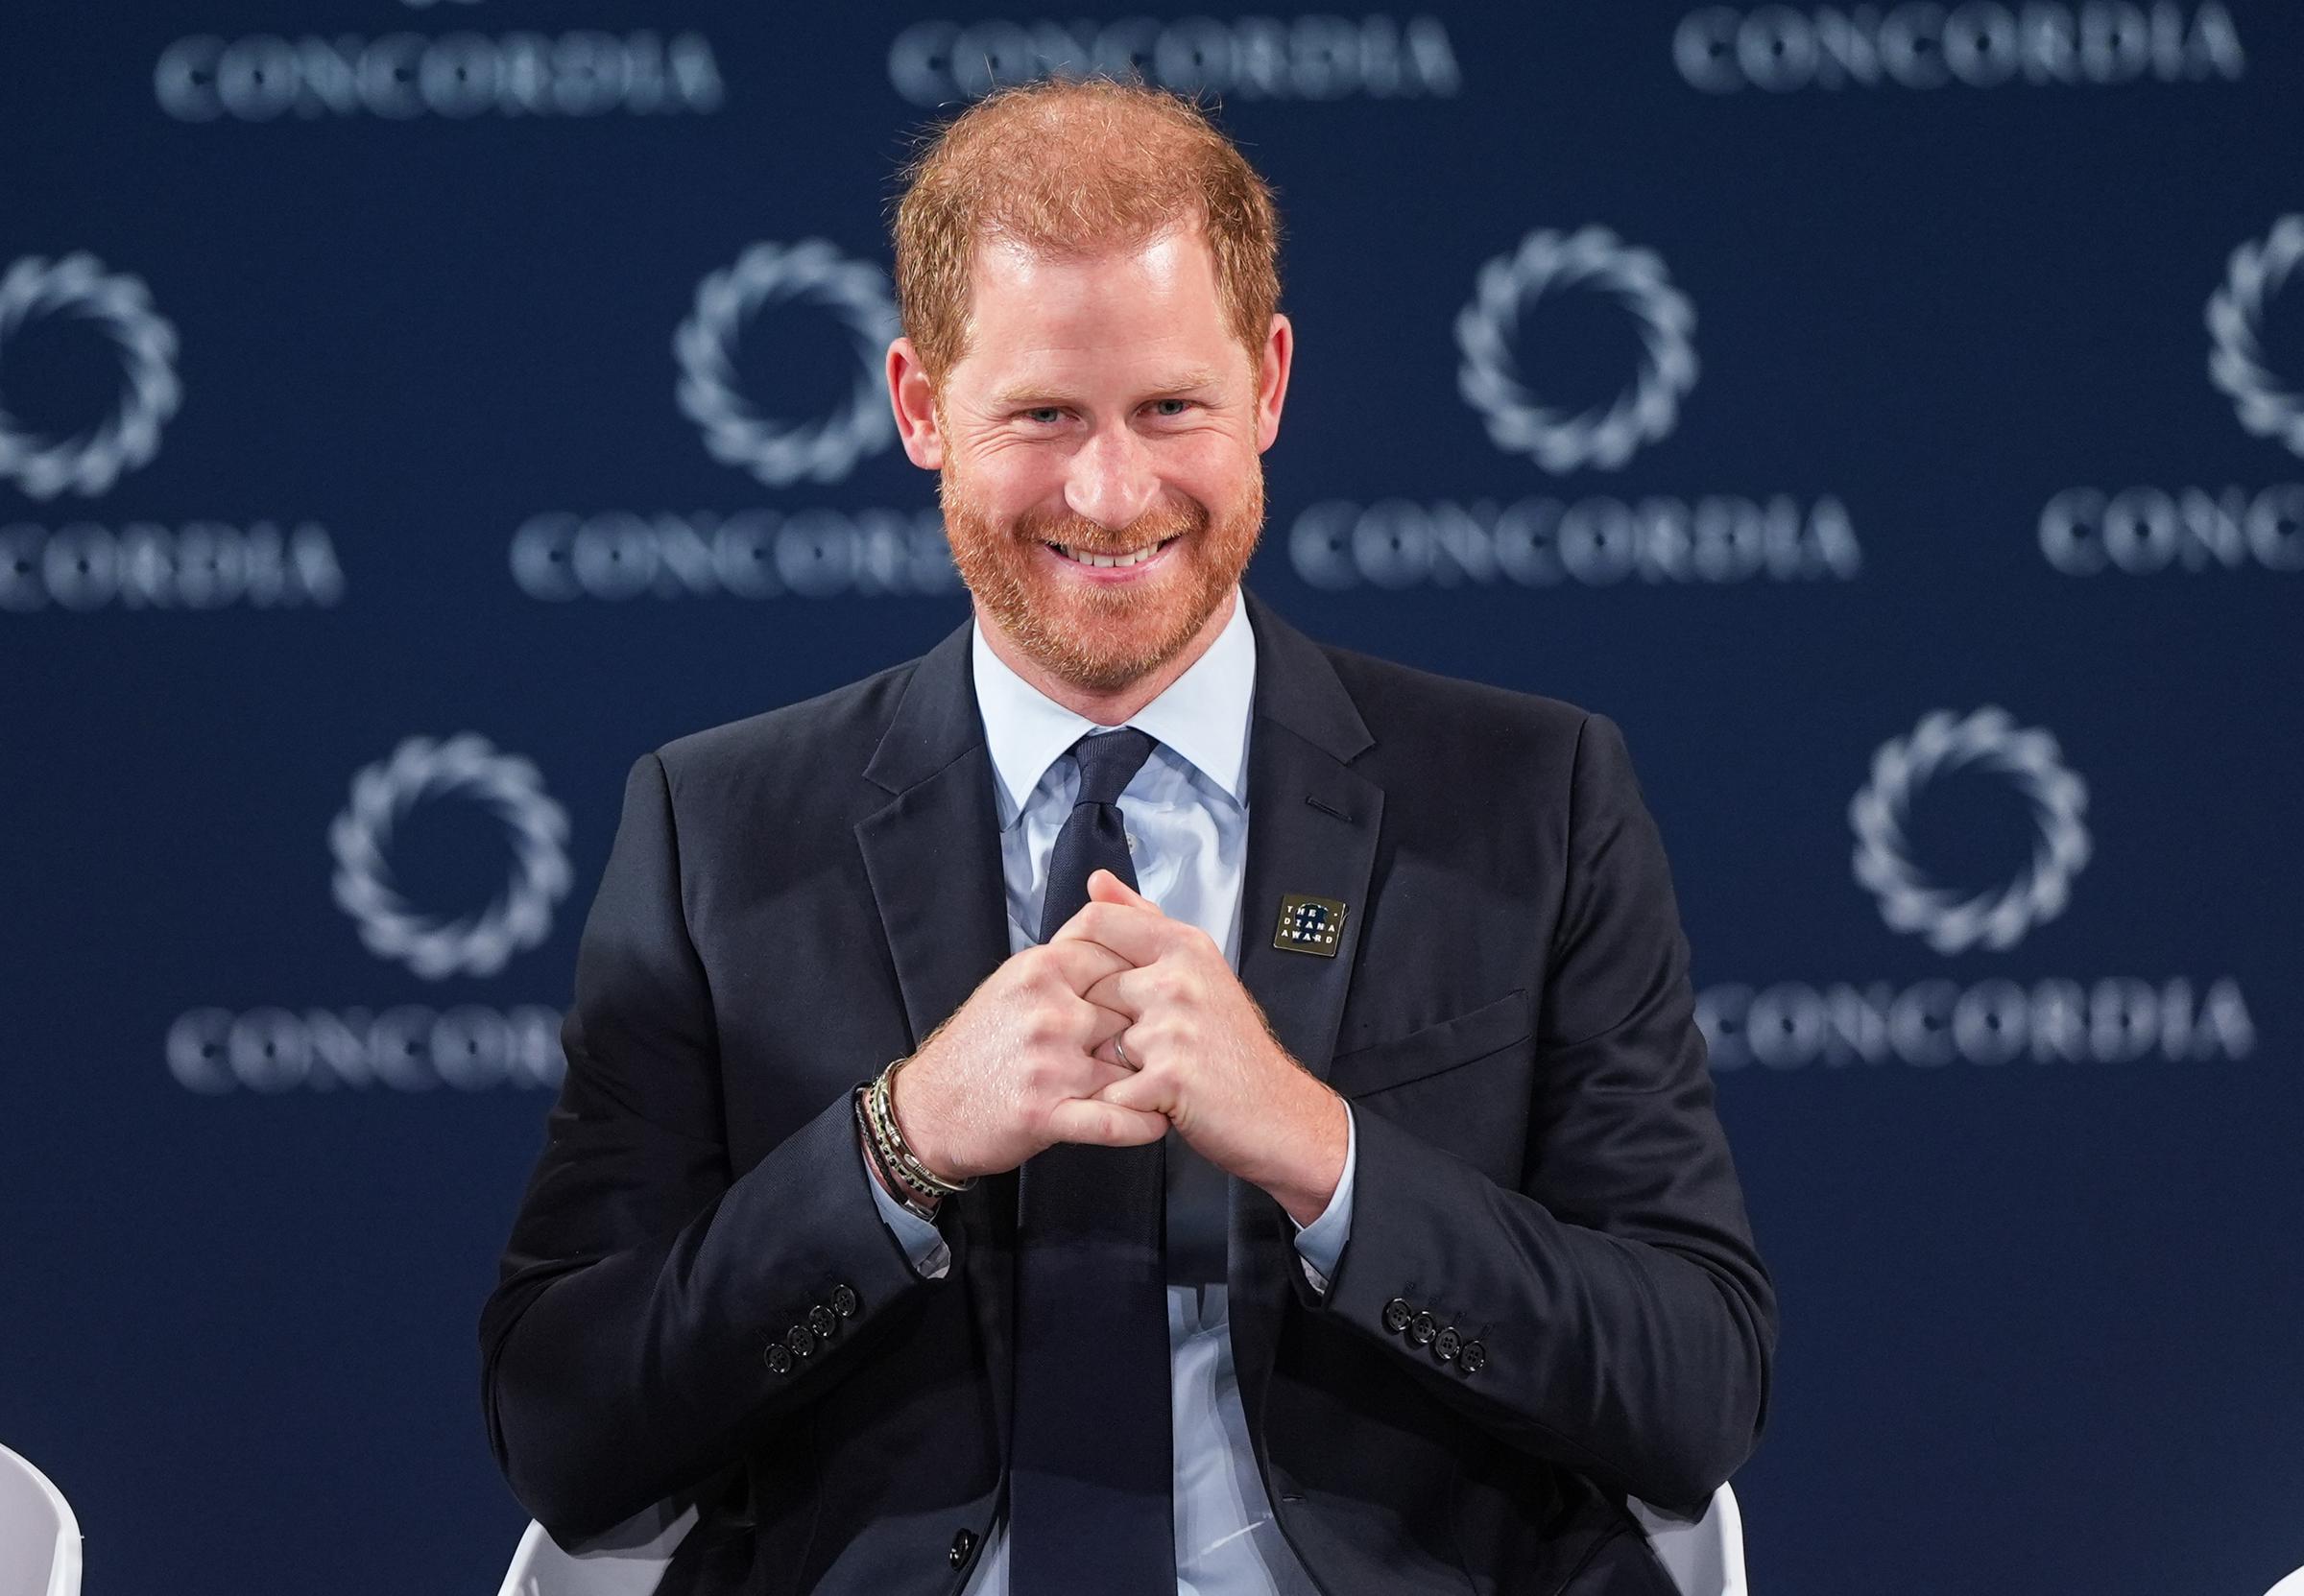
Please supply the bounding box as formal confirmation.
[989,369,1228,409]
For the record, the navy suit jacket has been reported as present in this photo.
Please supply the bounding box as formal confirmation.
[480,592,1776,1595]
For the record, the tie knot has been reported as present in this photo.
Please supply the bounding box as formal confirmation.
[1069,727,1156,806]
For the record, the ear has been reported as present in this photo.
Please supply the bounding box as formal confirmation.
[1254,313,1293,454]
[886,337,945,470]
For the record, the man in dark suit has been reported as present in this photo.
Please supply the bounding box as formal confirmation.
[481,79,1772,1595]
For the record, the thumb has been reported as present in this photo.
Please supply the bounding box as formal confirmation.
[1044,1096,1168,1149]
[1087,868,1157,912]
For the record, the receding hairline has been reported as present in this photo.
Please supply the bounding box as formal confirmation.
[945,224,1262,400]
[891,77,1283,385]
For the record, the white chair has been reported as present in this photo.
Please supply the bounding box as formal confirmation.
[495,1501,698,1596]
[0,1443,83,1596]
[1631,1484,1747,1596]
[498,1485,1745,1596]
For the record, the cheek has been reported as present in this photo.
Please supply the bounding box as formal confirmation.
[1161,435,1258,507]
[957,443,1064,518]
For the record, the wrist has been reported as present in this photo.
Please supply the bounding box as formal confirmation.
[862,1059,976,1212]
[1260,1073,1349,1227]
[886,1058,966,1184]
[854,1077,959,1220]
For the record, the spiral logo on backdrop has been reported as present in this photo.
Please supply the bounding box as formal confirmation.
[328,735,572,980]
[0,254,178,502]
[2038,213,2304,579]
[167,734,571,1096]
[674,241,900,489]
[1697,708,2255,1074]
[1455,226,1697,475]
[1849,708,2091,956]
[510,239,959,606]
[0,252,343,614]
[2208,215,2304,460]
[1290,225,1862,594]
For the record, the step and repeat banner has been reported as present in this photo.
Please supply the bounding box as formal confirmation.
[5,4,2298,1593]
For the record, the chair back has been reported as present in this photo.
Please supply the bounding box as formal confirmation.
[1628,1484,1747,1596]
[0,1443,82,1596]
[495,1504,698,1596]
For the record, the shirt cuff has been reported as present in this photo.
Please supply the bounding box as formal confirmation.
[860,1132,952,1279]
[1287,1103,1356,1294]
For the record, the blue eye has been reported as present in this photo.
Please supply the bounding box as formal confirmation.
[1021,408,1063,425]
[1150,399,1189,417]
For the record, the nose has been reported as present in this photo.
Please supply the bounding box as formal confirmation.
[1063,427,1162,533]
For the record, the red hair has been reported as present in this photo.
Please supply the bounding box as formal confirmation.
[893,78,1283,381]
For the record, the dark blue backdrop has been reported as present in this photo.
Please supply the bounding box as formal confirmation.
[6,3,2299,1592]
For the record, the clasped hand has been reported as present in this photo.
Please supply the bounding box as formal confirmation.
[888,869,1347,1224]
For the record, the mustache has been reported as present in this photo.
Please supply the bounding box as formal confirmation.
[1013,499,1207,555]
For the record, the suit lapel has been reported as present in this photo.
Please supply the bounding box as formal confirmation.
[1227,593,1383,1440]
[853,620,1020,1465]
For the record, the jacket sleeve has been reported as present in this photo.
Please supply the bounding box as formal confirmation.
[478,751,947,1545]
[1295,714,1776,1513]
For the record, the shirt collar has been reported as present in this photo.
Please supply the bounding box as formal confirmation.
[971,587,1256,827]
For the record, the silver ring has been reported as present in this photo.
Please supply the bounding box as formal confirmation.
[1114,1036,1131,1070]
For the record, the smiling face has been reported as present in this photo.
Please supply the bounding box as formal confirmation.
[890,226,1292,703]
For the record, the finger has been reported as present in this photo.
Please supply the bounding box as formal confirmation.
[1081,1002,1133,1053]
[1038,938,1133,995]
[1055,1054,1136,1097]
[1082,965,1164,1020]
[1090,1067,1173,1117]
[1081,1056,1136,1093]
[1086,869,1158,912]
[1044,1097,1167,1148]
[1048,899,1182,967]
[1087,1026,1141,1071]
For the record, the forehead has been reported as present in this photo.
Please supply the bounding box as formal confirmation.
[952,228,1243,391]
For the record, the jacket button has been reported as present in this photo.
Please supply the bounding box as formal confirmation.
[829,1283,859,1318]
[1459,1340,1487,1375]
[1381,1298,1412,1334]
[807,1303,838,1339]
[1434,1326,1462,1362]
[948,1527,978,1568]
[763,1343,793,1375]
[1409,1310,1438,1346]
[786,1324,816,1359]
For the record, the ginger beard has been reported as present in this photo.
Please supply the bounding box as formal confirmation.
[939,457,1265,694]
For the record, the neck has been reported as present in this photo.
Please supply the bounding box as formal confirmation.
[977,589,1238,726]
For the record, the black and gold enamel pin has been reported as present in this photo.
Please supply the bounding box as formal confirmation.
[1273,893,1348,957]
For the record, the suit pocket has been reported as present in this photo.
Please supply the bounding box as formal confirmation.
[1328,989,1531,1098]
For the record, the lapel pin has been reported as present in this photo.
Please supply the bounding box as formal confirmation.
[1273,893,1348,957]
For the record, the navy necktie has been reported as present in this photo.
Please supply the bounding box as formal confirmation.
[1010,727,1174,1594]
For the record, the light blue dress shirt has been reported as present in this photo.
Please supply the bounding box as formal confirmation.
[859,589,1358,1595]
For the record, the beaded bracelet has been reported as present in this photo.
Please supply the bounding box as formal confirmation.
[853,1085,941,1221]
[866,1087,948,1204]
[869,1058,975,1196]
[863,1057,976,1202]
